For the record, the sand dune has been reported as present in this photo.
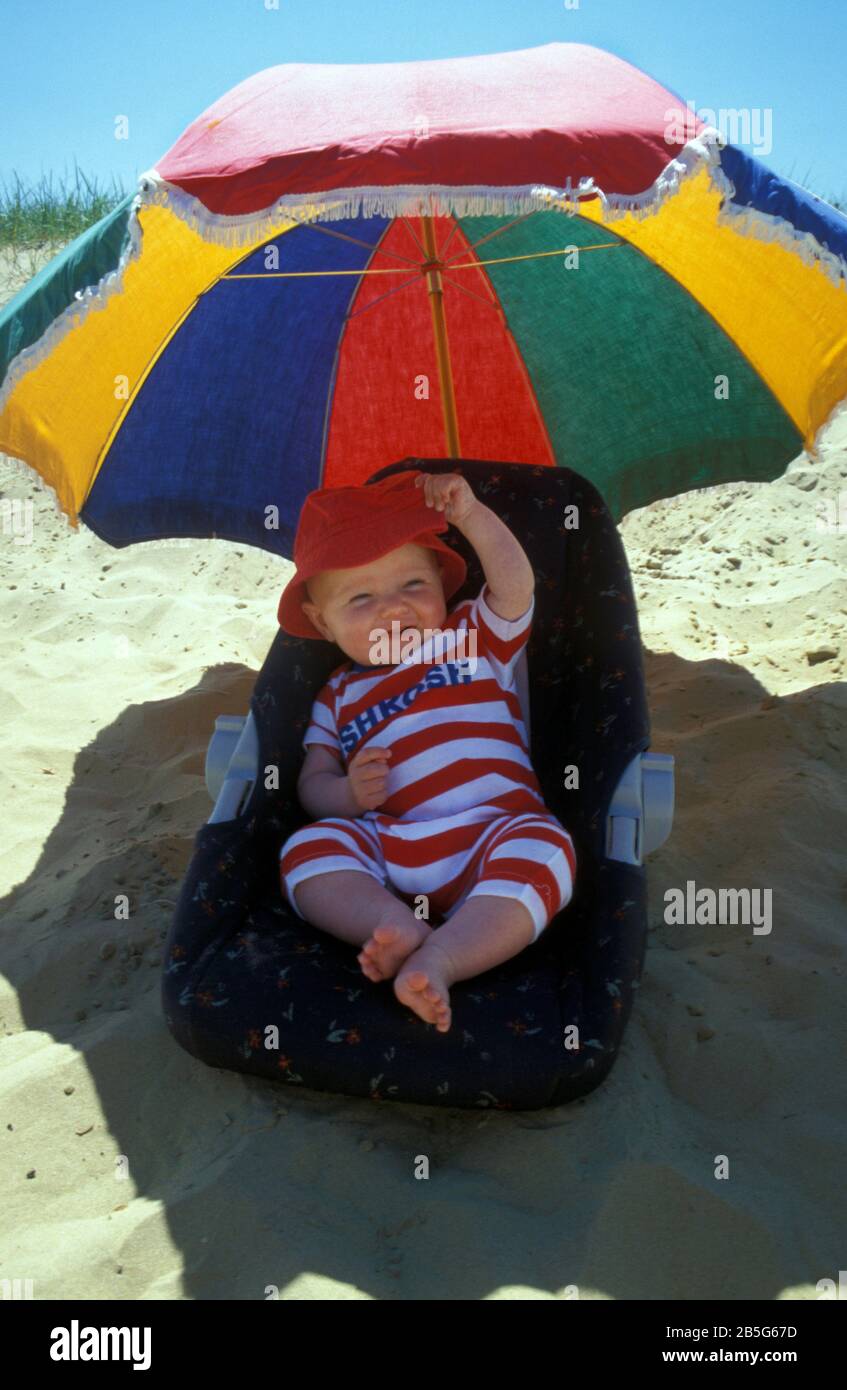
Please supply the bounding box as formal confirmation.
[1,245,845,1300]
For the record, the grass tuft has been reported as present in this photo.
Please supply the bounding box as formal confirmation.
[0,162,131,301]
[0,160,130,251]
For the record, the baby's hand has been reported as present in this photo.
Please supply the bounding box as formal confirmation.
[348,745,392,812]
[415,472,477,527]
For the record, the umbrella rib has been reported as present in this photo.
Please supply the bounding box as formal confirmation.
[344,272,422,319]
[438,272,502,311]
[439,200,603,265]
[401,215,462,275]
[439,220,461,257]
[224,266,418,278]
[287,217,424,268]
[222,242,623,281]
[400,216,428,258]
[449,242,624,270]
[401,215,461,261]
[441,208,546,266]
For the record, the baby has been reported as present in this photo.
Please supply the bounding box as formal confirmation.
[277,469,576,1033]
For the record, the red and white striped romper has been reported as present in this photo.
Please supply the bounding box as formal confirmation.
[279,581,577,940]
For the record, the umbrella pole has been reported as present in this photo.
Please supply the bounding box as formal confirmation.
[421,214,461,458]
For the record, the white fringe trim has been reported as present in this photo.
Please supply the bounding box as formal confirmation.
[708,161,847,292]
[0,190,145,420]
[593,126,726,220]
[593,129,846,292]
[132,129,730,243]
[132,128,722,231]
[134,172,601,242]
[132,126,846,292]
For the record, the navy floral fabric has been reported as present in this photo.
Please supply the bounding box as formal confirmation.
[162,458,651,1110]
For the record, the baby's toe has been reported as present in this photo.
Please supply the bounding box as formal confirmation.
[357,950,383,981]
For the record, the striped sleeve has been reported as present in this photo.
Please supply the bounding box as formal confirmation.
[468,581,534,687]
[302,679,344,764]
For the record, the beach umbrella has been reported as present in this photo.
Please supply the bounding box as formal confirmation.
[1,40,846,553]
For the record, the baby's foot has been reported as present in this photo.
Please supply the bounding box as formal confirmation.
[357,917,431,982]
[394,941,453,1033]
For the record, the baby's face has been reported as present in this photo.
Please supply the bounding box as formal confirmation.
[301,542,448,666]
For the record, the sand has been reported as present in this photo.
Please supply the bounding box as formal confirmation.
[1,244,845,1300]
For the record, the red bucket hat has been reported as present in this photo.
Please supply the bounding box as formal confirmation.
[277,469,468,640]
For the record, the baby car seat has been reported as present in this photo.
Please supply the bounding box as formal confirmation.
[162,458,674,1110]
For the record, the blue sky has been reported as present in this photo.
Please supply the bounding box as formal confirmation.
[2,0,845,204]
